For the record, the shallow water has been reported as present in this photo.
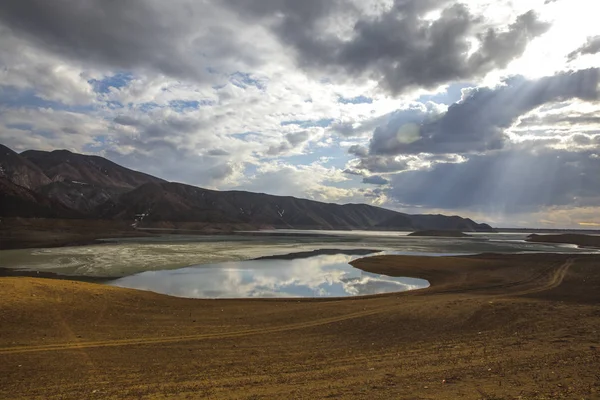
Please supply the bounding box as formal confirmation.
[109,253,429,298]
[0,231,596,277]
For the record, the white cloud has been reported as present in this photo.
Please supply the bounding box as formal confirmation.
[0,28,98,105]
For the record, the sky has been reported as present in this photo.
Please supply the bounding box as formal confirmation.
[0,0,599,228]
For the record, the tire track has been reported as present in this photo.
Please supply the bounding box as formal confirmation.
[511,258,573,296]
[0,306,387,355]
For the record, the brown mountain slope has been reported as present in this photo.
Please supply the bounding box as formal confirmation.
[0,144,51,189]
[0,177,80,218]
[409,215,493,232]
[21,149,165,189]
[98,181,493,231]
[37,181,130,214]
[13,148,165,213]
[0,145,494,232]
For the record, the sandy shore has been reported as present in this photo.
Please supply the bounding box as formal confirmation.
[1,253,599,399]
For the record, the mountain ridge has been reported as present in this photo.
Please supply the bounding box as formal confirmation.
[0,144,494,232]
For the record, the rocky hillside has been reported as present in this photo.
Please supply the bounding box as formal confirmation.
[0,177,81,218]
[97,181,410,229]
[98,181,493,231]
[0,144,494,232]
[1,148,165,213]
[21,149,165,189]
[0,144,51,189]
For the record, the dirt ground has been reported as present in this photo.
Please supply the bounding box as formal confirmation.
[0,218,260,250]
[0,218,146,250]
[0,253,599,399]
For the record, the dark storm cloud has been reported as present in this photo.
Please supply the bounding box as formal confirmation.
[0,0,257,82]
[343,168,364,176]
[114,112,207,136]
[369,68,600,155]
[1,0,551,95]
[225,1,550,94]
[571,134,600,146]
[386,146,600,212]
[266,131,311,156]
[208,163,235,180]
[223,0,346,22]
[285,131,310,146]
[348,145,369,157]
[113,115,139,127]
[331,113,394,138]
[355,156,410,174]
[206,148,231,156]
[362,175,389,185]
[344,7,549,94]
[568,36,600,61]
[143,118,204,139]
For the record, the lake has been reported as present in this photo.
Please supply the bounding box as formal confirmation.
[1,231,595,278]
[109,253,430,298]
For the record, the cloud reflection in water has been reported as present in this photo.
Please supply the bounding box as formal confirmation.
[109,254,429,298]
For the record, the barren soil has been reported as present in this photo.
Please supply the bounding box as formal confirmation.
[1,253,599,399]
[526,233,600,249]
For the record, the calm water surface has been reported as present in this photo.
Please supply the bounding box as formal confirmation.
[2,231,596,278]
[109,253,429,298]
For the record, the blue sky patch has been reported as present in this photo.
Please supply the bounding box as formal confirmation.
[106,101,124,109]
[83,136,110,152]
[230,72,266,90]
[284,144,348,169]
[169,99,215,112]
[280,118,334,128]
[137,102,161,112]
[89,72,134,94]
[231,131,260,141]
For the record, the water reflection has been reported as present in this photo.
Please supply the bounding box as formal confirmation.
[109,253,429,298]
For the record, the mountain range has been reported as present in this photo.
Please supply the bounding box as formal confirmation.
[0,144,494,232]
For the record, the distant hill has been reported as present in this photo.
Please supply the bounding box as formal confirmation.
[408,230,471,237]
[97,181,409,229]
[0,144,494,232]
[97,181,493,231]
[407,215,490,232]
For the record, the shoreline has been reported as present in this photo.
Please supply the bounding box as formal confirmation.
[525,233,600,249]
[2,249,599,295]
[0,248,382,284]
